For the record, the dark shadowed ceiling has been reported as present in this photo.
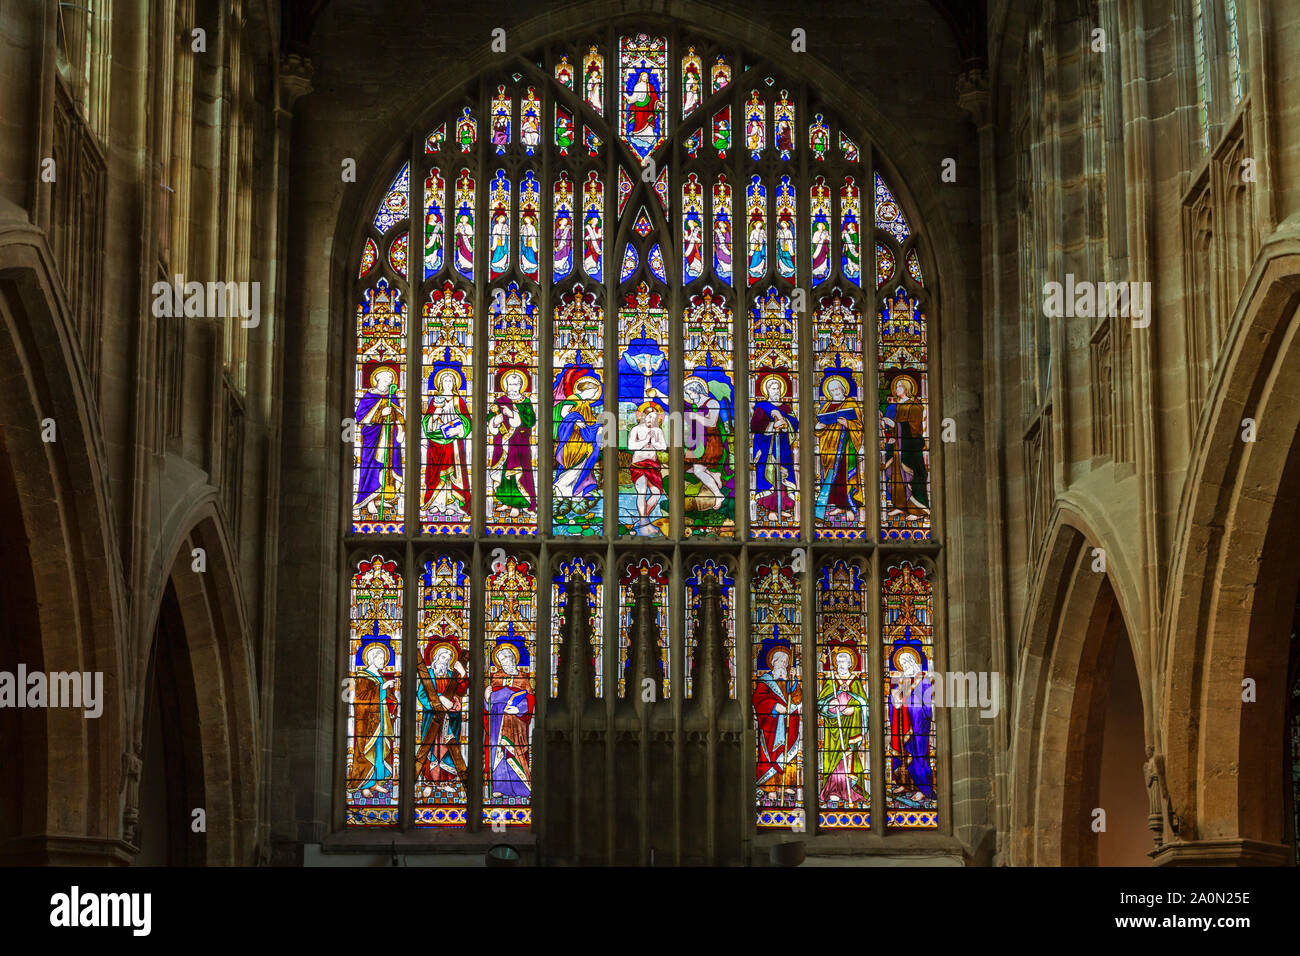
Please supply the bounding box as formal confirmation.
[281,0,987,66]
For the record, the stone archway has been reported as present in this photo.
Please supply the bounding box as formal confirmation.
[131,509,261,865]
[1160,234,1300,865]
[1010,514,1150,865]
[0,221,127,864]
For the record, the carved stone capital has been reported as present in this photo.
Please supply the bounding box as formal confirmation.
[278,54,315,112]
[956,67,990,126]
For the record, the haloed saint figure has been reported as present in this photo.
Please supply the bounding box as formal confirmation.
[356,367,404,520]
[880,374,929,522]
[888,646,935,806]
[753,640,801,806]
[487,370,537,519]
[414,639,468,798]
[349,642,399,800]
[485,640,533,801]
[422,368,471,521]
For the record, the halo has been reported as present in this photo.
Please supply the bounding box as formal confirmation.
[891,644,927,672]
[756,371,790,400]
[820,373,851,399]
[889,373,919,399]
[826,642,861,671]
[495,366,532,393]
[369,365,398,387]
[359,641,392,668]
[424,638,461,666]
[433,367,463,391]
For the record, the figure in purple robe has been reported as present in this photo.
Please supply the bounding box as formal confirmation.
[355,367,404,520]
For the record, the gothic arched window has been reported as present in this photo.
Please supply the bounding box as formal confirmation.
[342,24,940,839]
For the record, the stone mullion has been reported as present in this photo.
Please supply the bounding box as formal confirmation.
[795,80,817,837]
[467,75,490,832]
[603,20,619,864]
[668,23,685,867]
[730,62,755,847]
[399,125,421,830]
[864,136,884,836]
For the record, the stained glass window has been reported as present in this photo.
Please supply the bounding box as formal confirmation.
[814,290,866,539]
[491,85,511,155]
[883,560,937,828]
[521,87,542,156]
[712,106,731,158]
[519,172,540,282]
[750,288,799,538]
[424,169,446,279]
[359,237,378,279]
[746,175,767,286]
[618,283,670,536]
[446,171,472,283]
[775,175,797,281]
[619,557,670,698]
[817,559,870,828]
[618,167,633,217]
[552,284,604,535]
[551,556,603,697]
[683,172,706,281]
[414,555,471,827]
[421,282,472,534]
[619,34,668,162]
[879,287,931,540]
[554,173,574,282]
[583,46,604,116]
[489,169,511,281]
[874,172,910,243]
[1225,0,1244,105]
[714,174,733,285]
[486,283,539,535]
[373,163,410,233]
[345,31,943,841]
[841,175,863,287]
[774,89,796,160]
[346,555,403,824]
[685,558,736,698]
[753,558,802,828]
[484,555,536,827]
[353,279,406,533]
[555,103,574,155]
[684,287,736,536]
[682,46,703,118]
[745,91,765,160]
[906,248,924,286]
[583,171,604,281]
[810,176,832,284]
[876,242,894,289]
[1192,0,1209,149]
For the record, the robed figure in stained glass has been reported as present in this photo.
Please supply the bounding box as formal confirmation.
[817,644,869,805]
[753,637,801,804]
[488,369,537,517]
[880,374,929,521]
[356,367,404,519]
[455,214,474,277]
[554,210,573,274]
[888,645,935,805]
[810,217,831,279]
[422,367,471,520]
[350,642,399,798]
[553,369,604,515]
[485,637,533,799]
[683,376,728,512]
[624,70,662,157]
[815,374,864,523]
[751,373,798,523]
[414,638,468,798]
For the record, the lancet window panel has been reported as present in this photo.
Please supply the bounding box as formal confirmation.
[340,27,944,839]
